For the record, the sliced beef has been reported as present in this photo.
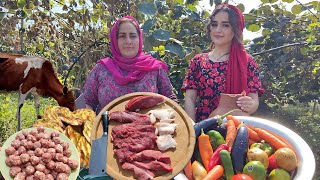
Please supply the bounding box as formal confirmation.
[133,161,173,172]
[129,150,171,164]
[109,111,150,123]
[111,124,155,141]
[122,162,155,180]
[113,132,157,151]
[114,148,135,164]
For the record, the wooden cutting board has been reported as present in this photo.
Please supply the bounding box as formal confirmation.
[91,92,195,180]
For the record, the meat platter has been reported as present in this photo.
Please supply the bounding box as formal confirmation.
[91,92,196,180]
[0,127,81,180]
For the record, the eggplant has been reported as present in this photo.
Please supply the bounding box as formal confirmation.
[231,124,249,174]
[193,109,240,137]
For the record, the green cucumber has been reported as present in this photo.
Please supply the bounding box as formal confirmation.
[219,149,234,180]
[231,124,249,174]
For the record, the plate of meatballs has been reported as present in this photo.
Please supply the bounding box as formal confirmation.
[0,126,80,180]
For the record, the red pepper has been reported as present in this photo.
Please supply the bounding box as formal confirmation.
[207,143,229,171]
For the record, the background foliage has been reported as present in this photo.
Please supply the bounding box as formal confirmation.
[0,0,319,178]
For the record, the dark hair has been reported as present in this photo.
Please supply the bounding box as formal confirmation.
[117,18,140,37]
[206,5,243,48]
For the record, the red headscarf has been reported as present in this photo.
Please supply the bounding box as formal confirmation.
[99,16,168,85]
[222,4,248,94]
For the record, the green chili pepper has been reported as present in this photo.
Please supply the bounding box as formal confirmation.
[207,130,225,150]
[250,141,274,156]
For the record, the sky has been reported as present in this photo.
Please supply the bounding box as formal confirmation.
[200,0,315,40]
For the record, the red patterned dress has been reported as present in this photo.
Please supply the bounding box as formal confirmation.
[182,53,265,122]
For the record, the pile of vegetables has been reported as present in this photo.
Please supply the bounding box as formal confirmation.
[185,113,298,180]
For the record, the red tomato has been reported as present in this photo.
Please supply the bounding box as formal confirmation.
[268,154,280,171]
[232,174,254,180]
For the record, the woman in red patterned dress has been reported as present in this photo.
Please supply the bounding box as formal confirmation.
[182,4,265,122]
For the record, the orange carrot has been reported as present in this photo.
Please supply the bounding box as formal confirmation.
[184,160,194,180]
[255,128,289,150]
[226,119,237,151]
[227,115,261,141]
[198,129,214,171]
[248,138,257,146]
[264,129,295,150]
[203,165,224,180]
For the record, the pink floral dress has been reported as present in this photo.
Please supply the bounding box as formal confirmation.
[83,63,177,113]
[182,53,265,122]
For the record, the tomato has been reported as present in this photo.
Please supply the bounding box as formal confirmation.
[268,154,279,171]
[232,174,254,180]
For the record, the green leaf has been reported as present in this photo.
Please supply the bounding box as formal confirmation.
[291,5,302,14]
[165,43,185,57]
[152,29,171,41]
[49,42,55,47]
[282,0,294,2]
[262,29,272,35]
[138,3,157,16]
[37,44,44,51]
[261,0,278,3]
[17,0,27,8]
[237,3,245,12]
[247,24,261,32]
[142,19,155,33]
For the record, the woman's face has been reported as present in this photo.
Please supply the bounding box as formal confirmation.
[210,11,234,48]
[117,21,140,58]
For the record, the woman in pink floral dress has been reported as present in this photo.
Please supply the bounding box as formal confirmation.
[83,16,177,113]
[182,4,264,122]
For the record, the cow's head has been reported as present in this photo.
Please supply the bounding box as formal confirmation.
[58,86,76,111]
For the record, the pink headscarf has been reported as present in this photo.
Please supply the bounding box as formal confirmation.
[222,4,248,94]
[99,16,168,85]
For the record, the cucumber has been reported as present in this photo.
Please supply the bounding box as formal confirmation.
[219,149,234,180]
[231,125,249,174]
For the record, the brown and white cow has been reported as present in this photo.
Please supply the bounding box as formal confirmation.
[0,53,76,130]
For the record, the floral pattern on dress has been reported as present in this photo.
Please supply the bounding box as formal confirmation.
[83,63,177,113]
[182,53,265,122]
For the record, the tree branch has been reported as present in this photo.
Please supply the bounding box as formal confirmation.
[250,42,308,56]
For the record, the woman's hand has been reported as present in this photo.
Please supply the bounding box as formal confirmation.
[236,93,259,114]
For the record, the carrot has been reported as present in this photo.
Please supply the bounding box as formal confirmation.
[227,115,261,141]
[184,160,194,180]
[255,128,289,150]
[203,165,224,180]
[264,129,295,150]
[248,138,257,146]
[198,129,214,171]
[226,119,237,151]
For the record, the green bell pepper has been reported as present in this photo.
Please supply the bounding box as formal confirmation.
[250,141,274,156]
[207,130,225,150]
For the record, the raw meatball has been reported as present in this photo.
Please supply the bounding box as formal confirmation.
[11,140,21,149]
[54,153,64,162]
[17,146,27,155]
[52,137,61,145]
[35,164,46,172]
[67,159,79,170]
[33,171,45,180]
[22,130,29,137]
[45,174,54,180]
[30,156,40,166]
[13,172,26,180]
[60,142,69,150]
[56,173,68,180]
[46,160,55,170]
[51,131,60,138]
[26,135,37,143]
[20,153,31,164]
[33,141,41,149]
[10,166,22,177]
[37,126,45,133]
[5,155,14,167]
[43,168,50,175]
[16,133,26,141]
[41,152,52,163]
[54,162,67,173]
[42,133,51,140]
[61,156,69,164]
[54,144,63,153]
[25,165,36,175]
[25,141,34,150]
[34,148,44,157]
[48,141,55,148]
[63,149,72,158]
[11,156,22,166]
[47,148,56,155]
[39,139,50,148]
[20,139,28,147]
[26,175,34,180]
[5,146,16,156]
[27,150,35,157]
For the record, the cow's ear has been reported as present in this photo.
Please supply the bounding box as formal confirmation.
[63,86,68,95]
